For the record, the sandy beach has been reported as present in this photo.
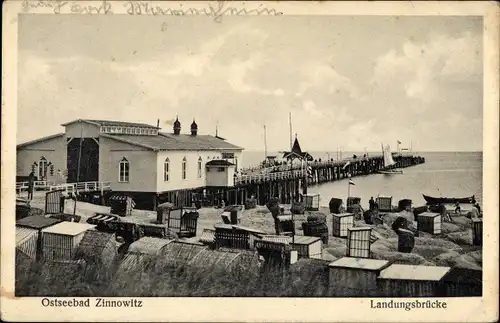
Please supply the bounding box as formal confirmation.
[24,191,482,270]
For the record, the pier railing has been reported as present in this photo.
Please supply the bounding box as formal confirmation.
[239,154,386,175]
[235,170,304,185]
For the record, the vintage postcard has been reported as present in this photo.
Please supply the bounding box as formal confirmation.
[1,0,499,322]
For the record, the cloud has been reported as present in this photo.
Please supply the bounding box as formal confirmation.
[371,31,482,103]
[17,18,482,152]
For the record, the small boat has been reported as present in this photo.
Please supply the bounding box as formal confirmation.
[378,143,403,175]
[422,194,475,205]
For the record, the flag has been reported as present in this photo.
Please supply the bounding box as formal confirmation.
[397,140,402,144]
[342,161,351,170]
[349,179,355,186]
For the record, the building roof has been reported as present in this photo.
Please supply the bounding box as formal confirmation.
[16,216,62,230]
[205,160,235,166]
[101,132,243,151]
[41,222,96,236]
[329,257,390,271]
[378,264,451,281]
[61,119,159,129]
[17,133,65,149]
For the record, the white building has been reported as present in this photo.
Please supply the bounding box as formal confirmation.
[16,118,244,209]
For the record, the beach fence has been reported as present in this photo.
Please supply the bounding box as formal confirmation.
[376,264,451,297]
[328,257,391,297]
[16,216,63,261]
[40,222,96,261]
[45,189,65,214]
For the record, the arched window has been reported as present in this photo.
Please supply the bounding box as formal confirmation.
[38,157,47,180]
[119,157,130,182]
[197,157,202,178]
[164,158,170,182]
[182,157,187,180]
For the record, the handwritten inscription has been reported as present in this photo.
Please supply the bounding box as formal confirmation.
[22,0,112,14]
[21,0,283,21]
[124,1,283,22]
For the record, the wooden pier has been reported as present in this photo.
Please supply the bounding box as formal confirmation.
[230,154,425,206]
[169,154,425,208]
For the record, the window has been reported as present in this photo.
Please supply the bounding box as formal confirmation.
[218,167,225,172]
[182,157,187,180]
[164,158,170,182]
[234,156,238,171]
[119,157,130,182]
[197,157,202,178]
[38,157,47,179]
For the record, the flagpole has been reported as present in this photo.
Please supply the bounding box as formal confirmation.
[264,125,267,161]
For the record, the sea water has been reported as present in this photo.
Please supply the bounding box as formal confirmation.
[240,151,483,208]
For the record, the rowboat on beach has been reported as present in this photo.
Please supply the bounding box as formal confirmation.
[422,194,475,205]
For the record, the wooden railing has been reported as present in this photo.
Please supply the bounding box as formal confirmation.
[49,181,112,194]
[16,180,50,193]
[235,170,304,185]
[239,153,386,175]
[16,181,112,194]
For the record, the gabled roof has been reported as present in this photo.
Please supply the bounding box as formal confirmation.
[101,132,243,151]
[282,137,313,161]
[61,119,160,129]
[17,133,65,149]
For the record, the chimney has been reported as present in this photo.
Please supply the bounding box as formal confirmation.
[190,118,198,136]
[173,116,181,135]
[156,119,160,128]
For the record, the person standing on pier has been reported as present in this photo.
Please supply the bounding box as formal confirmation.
[27,171,35,200]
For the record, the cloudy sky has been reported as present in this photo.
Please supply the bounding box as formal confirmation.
[18,15,483,152]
